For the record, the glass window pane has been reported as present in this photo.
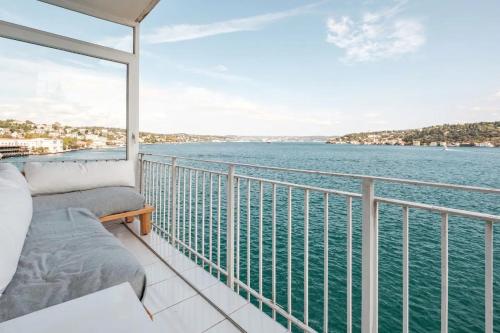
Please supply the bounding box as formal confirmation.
[0,38,127,161]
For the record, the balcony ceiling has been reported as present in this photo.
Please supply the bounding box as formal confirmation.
[39,0,160,27]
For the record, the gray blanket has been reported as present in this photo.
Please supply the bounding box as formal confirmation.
[0,208,146,322]
[32,186,145,217]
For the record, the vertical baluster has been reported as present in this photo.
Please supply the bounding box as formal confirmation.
[152,163,158,222]
[288,186,293,331]
[361,179,377,333]
[441,213,448,333]
[217,174,222,280]
[145,161,150,206]
[139,154,144,194]
[346,196,352,333]
[485,221,493,333]
[177,167,181,241]
[150,162,155,221]
[202,172,206,266]
[209,173,213,274]
[154,163,159,227]
[157,163,161,225]
[247,179,252,301]
[146,161,150,214]
[166,164,171,235]
[403,206,409,333]
[195,171,199,263]
[227,166,235,289]
[236,177,241,293]
[162,164,166,230]
[157,163,161,224]
[323,193,329,333]
[170,158,177,246]
[189,170,193,256]
[158,163,163,229]
[183,169,187,248]
[259,181,264,310]
[304,189,309,326]
[154,163,159,223]
[272,184,277,320]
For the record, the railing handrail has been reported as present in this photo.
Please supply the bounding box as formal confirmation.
[139,153,500,195]
[375,197,500,223]
[142,156,500,223]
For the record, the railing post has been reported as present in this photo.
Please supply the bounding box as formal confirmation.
[361,178,378,333]
[226,164,235,289]
[138,153,144,194]
[170,157,177,246]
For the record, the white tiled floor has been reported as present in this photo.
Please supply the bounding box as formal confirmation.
[106,221,287,333]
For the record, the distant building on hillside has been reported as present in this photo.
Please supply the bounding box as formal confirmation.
[85,134,108,148]
[475,142,494,147]
[0,138,63,153]
[412,140,421,146]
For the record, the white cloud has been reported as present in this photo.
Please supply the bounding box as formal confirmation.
[326,2,425,62]
[144,3,322,43]
[178,64,252,83]
[495,90,500,98]
[140,52,253,83]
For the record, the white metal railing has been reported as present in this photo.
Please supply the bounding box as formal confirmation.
[139,153,499,333]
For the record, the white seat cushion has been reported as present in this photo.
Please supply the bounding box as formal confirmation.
[24,160,135,196]
[0,163,33,296]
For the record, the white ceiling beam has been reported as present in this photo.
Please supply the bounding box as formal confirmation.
[0,20,134,64]
[136,0,161,23]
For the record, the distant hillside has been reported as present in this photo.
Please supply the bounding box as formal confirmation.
[327,122,500,147]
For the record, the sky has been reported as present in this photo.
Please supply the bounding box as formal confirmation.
[0,0,499,136]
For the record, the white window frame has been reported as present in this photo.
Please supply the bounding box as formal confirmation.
[0,19,140,162]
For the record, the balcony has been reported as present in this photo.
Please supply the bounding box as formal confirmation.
[0,1,498,332]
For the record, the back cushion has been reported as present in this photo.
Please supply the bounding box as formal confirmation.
[24,160,135,196]
[0,163,33,296]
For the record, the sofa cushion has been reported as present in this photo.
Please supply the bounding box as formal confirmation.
[32,186,145,217]
[0,208,146,322]
[0,163,33,297]
[24,160,135,195]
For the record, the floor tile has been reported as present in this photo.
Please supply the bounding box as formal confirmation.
[143,276,197,314]
[144,261,176,286]
[124,240,160,266]
[180,266,220,291]
[108,224,159,266]
[203,320,241,333]
[201,282,249,314]
[153,295,224,333]
[230,303,287,333]
[125,222,177,259]
[164,252,198,273]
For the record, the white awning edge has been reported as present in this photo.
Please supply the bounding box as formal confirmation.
[38,0,160,27]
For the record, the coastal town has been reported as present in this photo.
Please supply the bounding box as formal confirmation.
[327,121,499,147]
[0,119,498,158]
[0,119,327,157]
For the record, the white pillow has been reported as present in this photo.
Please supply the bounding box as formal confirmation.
[0,163,33,297]
[24,160,135,195]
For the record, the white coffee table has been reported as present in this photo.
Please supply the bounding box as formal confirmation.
[0,283,161,333]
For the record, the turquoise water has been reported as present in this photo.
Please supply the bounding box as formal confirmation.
[12,143,500,332]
